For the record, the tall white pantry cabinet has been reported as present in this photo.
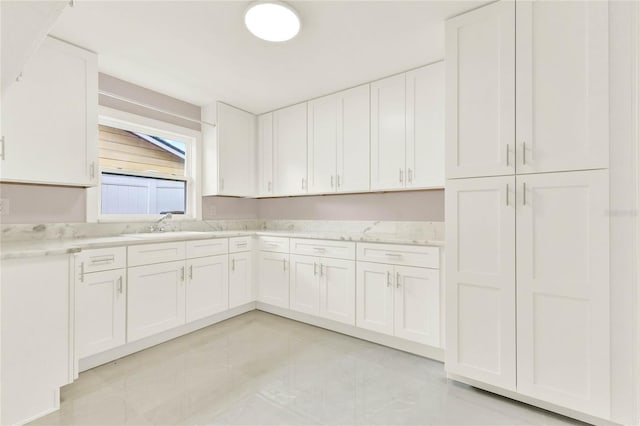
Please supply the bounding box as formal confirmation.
[445,0,612,422]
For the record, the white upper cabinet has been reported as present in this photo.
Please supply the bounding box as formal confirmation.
[445,1,515,179]
[445,175,516,391]
[273,103,307,195]
[257,113,274,196]
[516,170,610,417]
[1,36,98,186]
[371,73,406,190]
[337,85,370,193]
[515,1,608,174]
[406,63,445,188]
[216,103,256,196]
[307,94,339,194]
[307,84,370,194]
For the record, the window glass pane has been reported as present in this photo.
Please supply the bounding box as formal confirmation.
[98,125,185,176]
[101,173,186,215]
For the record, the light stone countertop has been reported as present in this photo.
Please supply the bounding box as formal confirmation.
[1,229,443,260]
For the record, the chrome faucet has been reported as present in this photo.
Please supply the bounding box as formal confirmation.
[149,212,172,233]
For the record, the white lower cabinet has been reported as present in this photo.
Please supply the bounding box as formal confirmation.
[319,257,356,325]
[186,254,229,322]
[127,260,186,342]
[258,251,290,308]
[357,261,440,346]
[77,269,126,358]
[290,254,319,315]
[229,251,253,308]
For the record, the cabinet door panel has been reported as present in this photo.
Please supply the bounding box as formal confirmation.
[258,113,274,196]
[356,261,394,335]
[77,269,126,358]
[1,36,97,186]
[516,1,608,173]
[290,254,319,315]
[217,103,255,195]
[394,266,440,346]
[258,252,290,308]
[319,258,355,326]
[445,176,516,390]
[406,62,445,188]
[371,73,406,190]
[445,1,515,178]
[308,94,338,193]
[229,252,253,308]
[516,170,609,417]
[337,84,370,192]
[186,254,229,322]
[273,103,307,195]
[127,260,186,342]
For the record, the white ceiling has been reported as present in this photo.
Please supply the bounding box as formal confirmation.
[51,1,482,114]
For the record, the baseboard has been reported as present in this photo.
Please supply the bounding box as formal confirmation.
[79,302,256,372]
[446,372,620,426]
[255,302,445,362]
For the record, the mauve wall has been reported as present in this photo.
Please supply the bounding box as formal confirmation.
[0,183,86,224]
[201,190,444,222]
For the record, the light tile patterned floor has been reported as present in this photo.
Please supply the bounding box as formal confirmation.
[31,311,584,425]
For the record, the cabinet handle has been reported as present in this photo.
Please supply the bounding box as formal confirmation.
[283,258,287,271]
[117,276,123,294]
[232,258,236,272]
[79,262,85,282]
[314,262,318,276]
[399,169,403,183]
[386,271,392,287]
[396,272,401,288]
[522,182,527,206]
[408,168,413,184]
[181,266,185,282]
[506,183,509,206]
[320,263,324,277]
[0,136,5,160]
[330,175,334,188]
[506,144,510,167]
[90,162,95,179]
[336,175,341,188]
[189,265,193,279]
[268,181,272,192]
[385,253,402,258]
[522,142,526,165]
[90,255,114,265]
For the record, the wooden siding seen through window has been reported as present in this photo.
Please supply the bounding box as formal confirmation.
[98,125,185,176]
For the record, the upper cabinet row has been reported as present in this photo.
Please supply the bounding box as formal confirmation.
[1,36,98,187]
[256,62,444,197]
[446,0,608,179]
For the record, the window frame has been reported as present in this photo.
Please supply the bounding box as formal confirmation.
[87,106,202,222]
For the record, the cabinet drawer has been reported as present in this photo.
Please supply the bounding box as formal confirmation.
[258,236,289,253]
[186,238,229,259]
[229,236,252,253]
[78,247,126,273]
[357,243,439,269]
[128,242,186,267]
[290,238,355,260]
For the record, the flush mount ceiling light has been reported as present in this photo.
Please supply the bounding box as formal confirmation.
[244,1,301,42]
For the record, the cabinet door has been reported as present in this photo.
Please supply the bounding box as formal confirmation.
[258,113,274,196]
[319,257,355,326]
[516,170,609,417]
[289,254,319,315]
[76,269,126,358]
[337,84,370,193]
[406,63,445,188]
[1,36,98,186]
[356,261,394,335]
[394,266,440,347]
[516,1,608,174]
[186,254,229,322]
[127,260,186,342]
[370,73,406,190]
[217,103,255,196]
[229,252,253,308]
[258,252,290,308]
[445,176,516,391]
[445,1,515,179]
[307,94,338,194]
[273,103,307,195]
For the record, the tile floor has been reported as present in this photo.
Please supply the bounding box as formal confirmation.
[31,311,584,426]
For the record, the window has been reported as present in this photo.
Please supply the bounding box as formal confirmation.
[91,107,201,221]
